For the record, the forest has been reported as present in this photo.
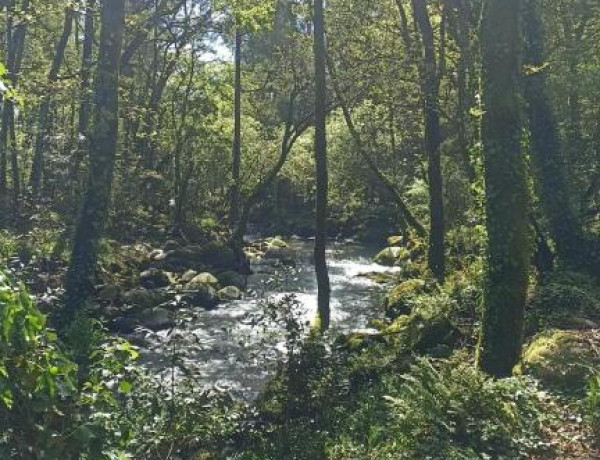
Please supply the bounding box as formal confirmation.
[0,0,599,458]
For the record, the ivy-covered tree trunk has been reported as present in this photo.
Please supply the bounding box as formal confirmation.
[312,0,331,331]
[477,0,531,377]
[411,0,445,283]
[523,0,586,271]
[29,7,75,197]
[64,0,125,318]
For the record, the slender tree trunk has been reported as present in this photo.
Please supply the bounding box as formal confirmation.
[68,0,95,188]
[230,27,242,227]
[30,7,75,197]
[455,0,475,181]
[0,0,27,197]
[326,53,427,238]
[523,0,587,270]
[411,0,445,282]
[64,0,125,319]
[312,0,331,331]
[477,0,531,377]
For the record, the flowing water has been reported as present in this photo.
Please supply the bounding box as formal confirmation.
[141,239,398,400]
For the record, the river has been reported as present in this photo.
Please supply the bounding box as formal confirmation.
[141,239,398,400]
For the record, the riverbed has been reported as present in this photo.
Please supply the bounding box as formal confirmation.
[141,239,398,400]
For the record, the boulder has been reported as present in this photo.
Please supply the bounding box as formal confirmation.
[135,307,174,331]
[162,242,235,271]
[180,269,198,284]
[181,285,218,310]
[123,288,166,309]
[373,247,408,266]
[266,237,289,249]
[217,270,247,290]
[517,329,600,394]
[139,268,171,289]
[186,273,219,290]
[387,235,404,247]
[218,286,242,301]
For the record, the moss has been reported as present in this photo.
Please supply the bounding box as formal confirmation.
[516,330,600,395]
[385,279,426,319]
[266,237,289,249]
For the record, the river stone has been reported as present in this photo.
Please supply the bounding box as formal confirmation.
[148,249,166,261]
[267,237,289,249]
[180,269,198,284]
[387,235,404,247]
[182,285,218,309]
[162,242,235,271]
[217,270,247,290]
[218,286,242,301]
[136,307,174,331]
[123,288,165,309]
[187,273,219,290]
[140,268,171,289]
[374,247,406,266]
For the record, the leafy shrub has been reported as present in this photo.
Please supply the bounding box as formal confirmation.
[586,375,600,441]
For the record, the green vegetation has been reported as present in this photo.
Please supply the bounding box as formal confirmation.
[0,0,599,458]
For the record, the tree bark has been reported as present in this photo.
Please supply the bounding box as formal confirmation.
[0,0,28,197]
[230,27,242,227]
[64,0,125,319]
[30,7,75,197]
[312,0,331,331]
[477,0,531,377]
[411,0,445,282]
[523,0,587,270]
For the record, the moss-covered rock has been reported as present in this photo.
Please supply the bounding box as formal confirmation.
[217,286,242,301]
[374,247,408,266]
[385,279,427,319]
[517,329,600,394]
[387,235,404,247]
[266,237,289,249]
[162,242,235,271]
[186,273,219,289]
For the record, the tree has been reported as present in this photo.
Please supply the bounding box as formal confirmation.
[312,0,331,332]
[229,26,242,227]
[477,0,531,377]
[411,0,445,282]
[64,0,126,319]
[29,6,75,198]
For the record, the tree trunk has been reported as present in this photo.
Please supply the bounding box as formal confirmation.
[312,0,331,332]
[477,0,531,378]
[411,0,445,282]
[64,0,125,319]
[0,0,28,197]
[68,0,96,189]
[523,0,586,270]
[326,53,427,238]
[30,7,75,197]
[230,27,242,227]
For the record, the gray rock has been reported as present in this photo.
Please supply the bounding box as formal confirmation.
[123,288,166,309]
[218,286,242,301]
[140,268,171,289]
[98,284,121,301]
[136,307,174,331]
[186,273,219,290]
[180,269,198,283]
[181,285,218,310]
